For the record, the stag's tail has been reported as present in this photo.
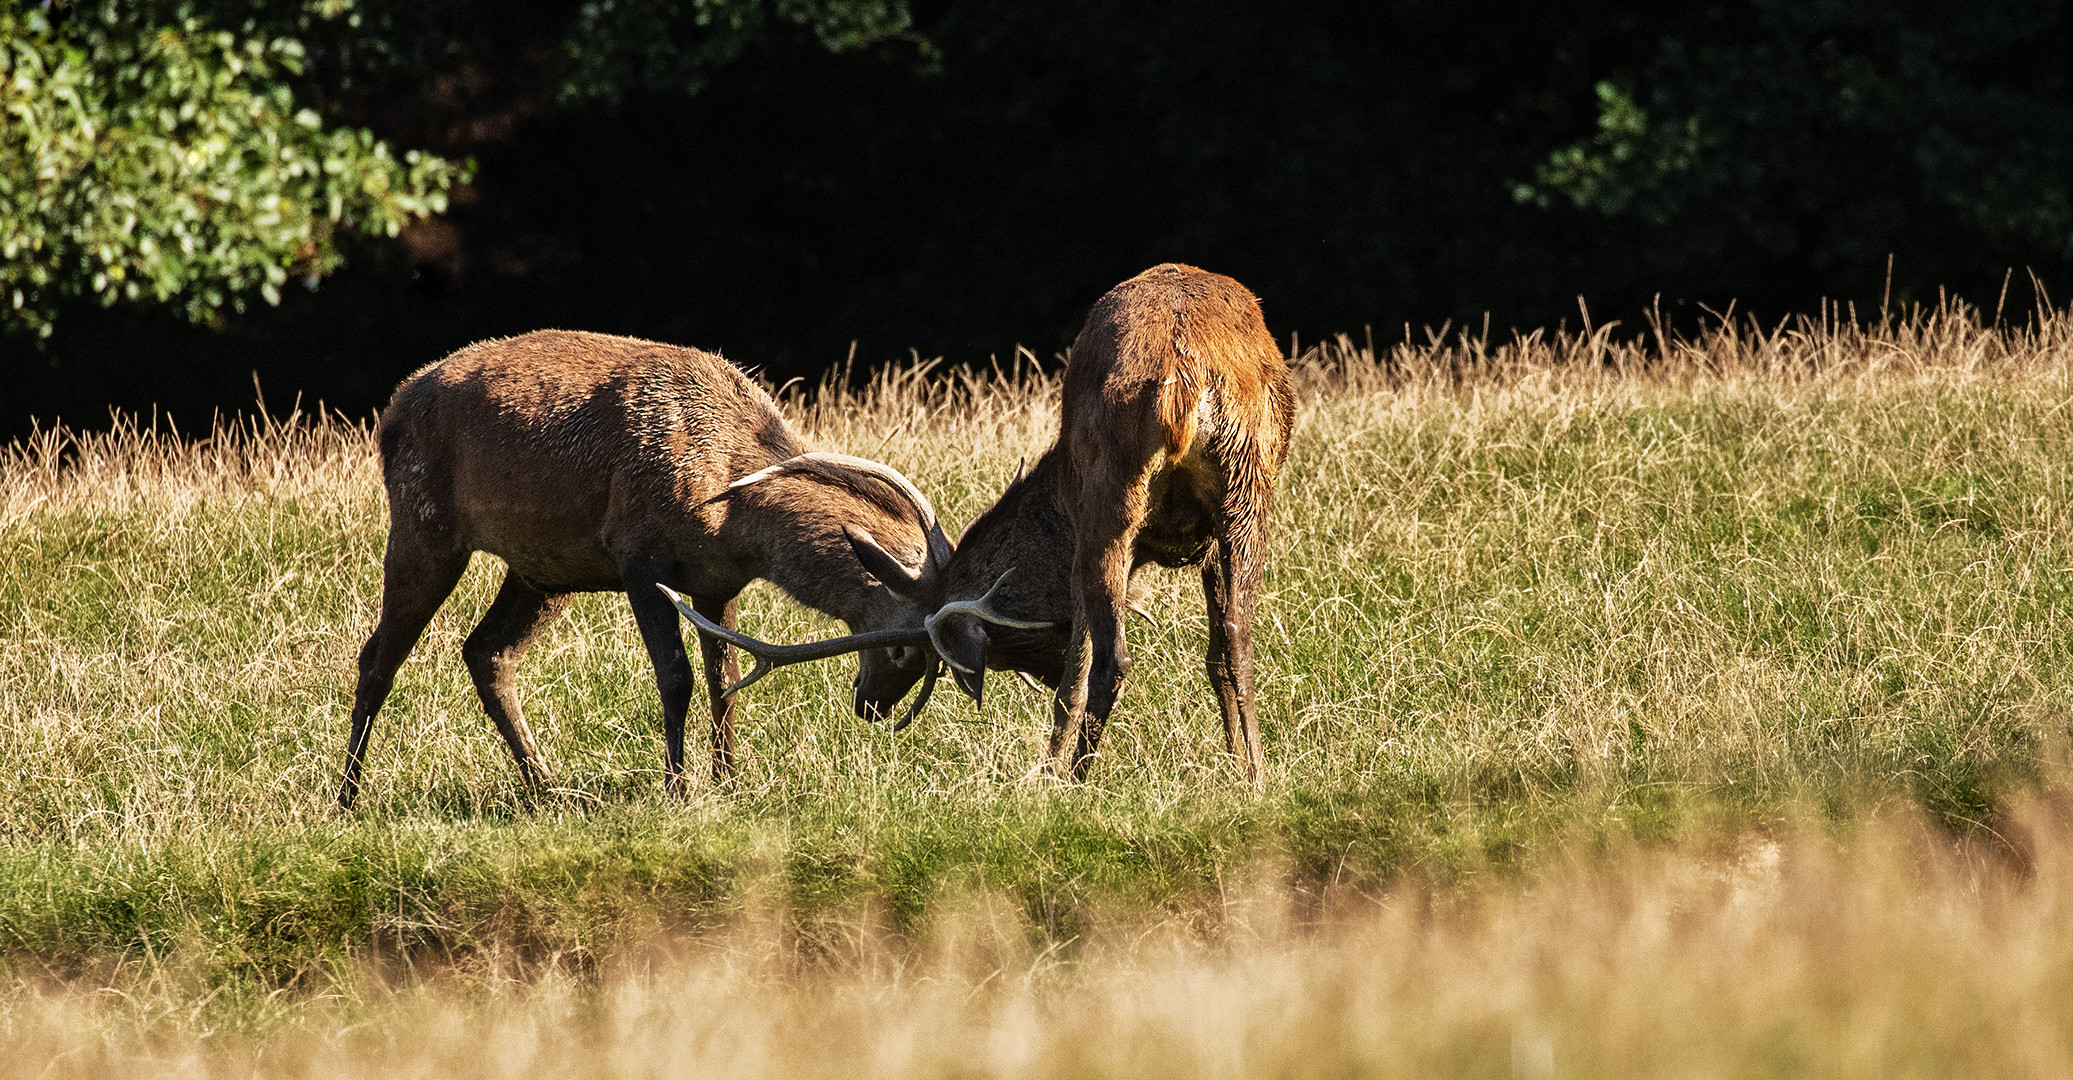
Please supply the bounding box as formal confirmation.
[1157,355,1202,463]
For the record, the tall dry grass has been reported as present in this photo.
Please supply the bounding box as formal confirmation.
[7,795,2073,1078]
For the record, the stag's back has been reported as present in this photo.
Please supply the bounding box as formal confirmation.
[378,330,804,587]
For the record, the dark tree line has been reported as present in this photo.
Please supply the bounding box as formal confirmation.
[5,0,2070,436]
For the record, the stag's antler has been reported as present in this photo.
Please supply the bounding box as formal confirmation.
[922,569,1054,674]
[709,452,954,575]
[658,584,932,695]
[657,572,1051,717]
[888,660,942,732]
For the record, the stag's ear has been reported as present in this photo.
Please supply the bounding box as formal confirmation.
[845,525,926,600]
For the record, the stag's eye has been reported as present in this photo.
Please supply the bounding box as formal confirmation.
[890,645,921,667]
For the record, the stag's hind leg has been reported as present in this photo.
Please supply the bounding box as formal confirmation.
[338,539,470,810]
[463,571,571,789]
[1202,487,1271,784]
[1051,475,1150,780]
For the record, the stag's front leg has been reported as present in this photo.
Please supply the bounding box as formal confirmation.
[1047,621,1094,775]
[622,558,700,795]
[1202,527,1266,785]
[689,593,742,781]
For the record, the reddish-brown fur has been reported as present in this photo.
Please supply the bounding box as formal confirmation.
[932,264,1296,781]
[336,330,943,808]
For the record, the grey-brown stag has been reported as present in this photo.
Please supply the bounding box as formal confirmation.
[683,264,1296,783]
[336,330,950,809]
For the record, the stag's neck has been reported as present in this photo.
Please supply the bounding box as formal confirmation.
[942,446,1075,674]
[664,423,832,607]
[710,500,876,629]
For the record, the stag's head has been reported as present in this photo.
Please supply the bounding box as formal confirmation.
[917,459,1074,705]
[688,452,958,724]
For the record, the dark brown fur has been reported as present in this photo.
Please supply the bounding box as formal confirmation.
[934,264,1296,781]
[337,330,940,808]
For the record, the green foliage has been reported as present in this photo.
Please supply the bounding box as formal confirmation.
[0,1,467,335]
[1520,0,2073,277]
[13,0,2073,433]
[1519,81,1700,224]
[0,0,909,338]
[560,0,913,103]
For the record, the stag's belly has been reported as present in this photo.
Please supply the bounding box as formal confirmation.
[450,468,625,591]
[494,543,624,592]
[1133,454,1221,568]
[463,506,625,591]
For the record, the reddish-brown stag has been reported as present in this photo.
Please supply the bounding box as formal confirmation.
[336,330,949,809]
[688,264,1295,782]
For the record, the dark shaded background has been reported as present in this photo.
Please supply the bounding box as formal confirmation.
[7,0,2071,437]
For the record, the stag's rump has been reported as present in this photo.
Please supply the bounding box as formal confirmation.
[1060,264,1293,568]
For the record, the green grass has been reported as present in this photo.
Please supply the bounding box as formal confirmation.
[4,306,2073,1033]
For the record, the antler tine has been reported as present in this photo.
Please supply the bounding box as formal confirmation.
[802,452,955,575]
[923,569,1056,671]
[932,569,1055,629]
[888,660,941,732]
[657,584,932,697]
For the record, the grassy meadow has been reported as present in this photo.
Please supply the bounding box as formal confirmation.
[6,304,2073,1073]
